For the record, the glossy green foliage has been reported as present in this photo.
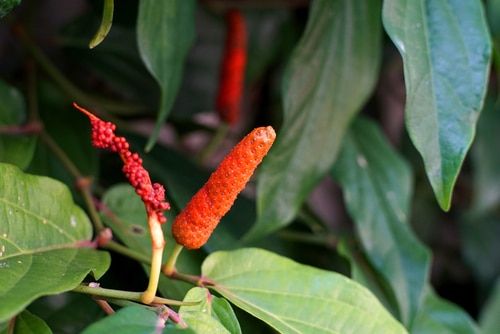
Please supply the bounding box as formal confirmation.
[0,164,110,323]
[383,0,491,210]
[81,306,165,334]
[1,0,497,332]
[203,248,408,333]
[252,0,382,239]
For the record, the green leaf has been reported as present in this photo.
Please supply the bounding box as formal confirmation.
[0,163,110,323]
[331,117,430,326]
[412,287,480,334]
[179,287,241,334]
[202,248,408,334]
[8,310,52,334]
[81,306,162,334]
[479,278,500,334]
[251,0,382,239]
[0,79,36,169]
[382,0,491,210]
[137,0,196,151]
[101,183,202,301]
[0,0,20,18]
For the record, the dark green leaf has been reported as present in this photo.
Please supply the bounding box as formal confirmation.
[9,310,52,334]
[251,0,382,239]
[0,79,36,169]
[203,248,407,334]
[331,117,430,326]
[0,0,20,18]
[179,287,241,334]
[81,306,161,334]
[137,0,196,150]
[0,163,110,323]
[382,0,491,210]
[412,287,480,334]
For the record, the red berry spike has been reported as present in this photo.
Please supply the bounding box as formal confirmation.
[74,102,170,223]
[172,126,276,249]
[215,9,247,125]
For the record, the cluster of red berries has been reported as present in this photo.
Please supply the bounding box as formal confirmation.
[74,103,170,223]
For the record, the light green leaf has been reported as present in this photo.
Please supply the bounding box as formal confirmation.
[81,306,161,334]
[331,117,430,326]
[252,0,382,239]
[382,0,491,210]
[202,248,408,334]
[137,0,196,151]
[0,79,36,170]
[7,310,52,334]
[179,287,241,334]
[412,286,480,334]
[0,163,110,323]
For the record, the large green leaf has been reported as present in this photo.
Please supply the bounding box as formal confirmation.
[0,163,110,323]
[331,117,430,326]
[382,0,491,211]
[179,287,241,334]
[137,0,196,150]
[251,0,382,239]
[202,248,408,334]
[0,79,36,170]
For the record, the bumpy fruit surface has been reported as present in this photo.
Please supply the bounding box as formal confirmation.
[172,126,276,249]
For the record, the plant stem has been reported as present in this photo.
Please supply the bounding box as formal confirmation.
[38,131,81,180]
[163,244,184,276]
[73,284,198,306]
[142,246,163,304]
[142,212,166,304]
